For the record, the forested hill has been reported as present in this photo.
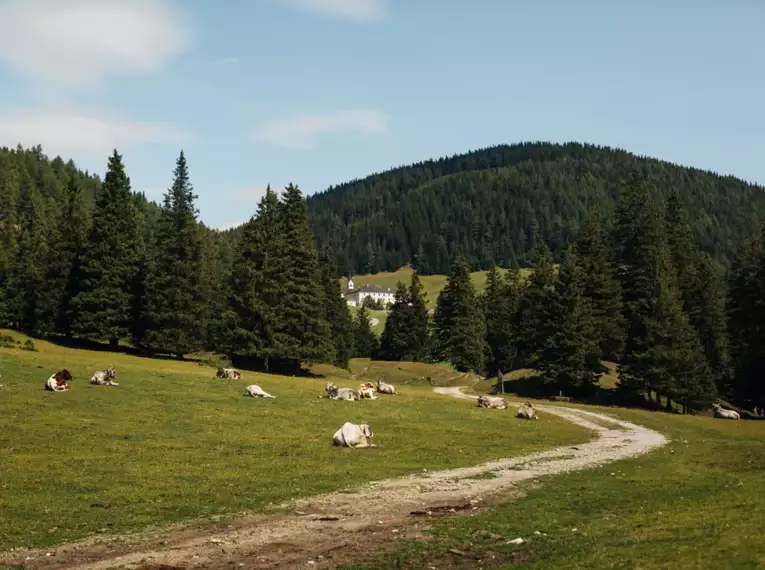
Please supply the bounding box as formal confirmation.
[306,142,765,276]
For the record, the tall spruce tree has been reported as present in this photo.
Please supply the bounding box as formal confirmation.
[539,248,601,396]
[6,186,49,332]
[353,304,377,358]
[143,151,206,358]
[320,247,354,368]
[0,157,20,323]
[377,281,411,361]
[727,225,765,410]
[220,186,282,365]
[70,150,141,347]
[687,253,732,396]
[514,244,557,368]
[377,272,430,361]
[270,184,332,371]
[483,265,521,375]
[55,175,89,337]
[432,255,485,372]
[664,191,697,307]
[574,206,625,361]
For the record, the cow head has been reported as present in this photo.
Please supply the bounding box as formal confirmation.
[325,382,338,396]
[359,423,373,439]
[106,368,116,379]
[57,369,73,382]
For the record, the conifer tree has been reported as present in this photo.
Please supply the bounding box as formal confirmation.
[320,247,354,368]
[664,191,697,307]
[353,305,377,358]
[270,184,332,370]
[539,248,601,395]
[407,272,430,360]
[70,150,141,347]
[220,187,282,365]
[48,175,88,337]
[574,206,625,361]
[514,244,556,367]
[727,226,765,409]
[377,272,430,362]
[432,255,485,372]
[7,186,49,332]
[377,281,410,361]
[687,253,732,396]
[0,158,20,323]
[143,151,206,358]
[483,266,521,374]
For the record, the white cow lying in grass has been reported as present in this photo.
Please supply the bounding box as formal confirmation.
[333,422,375,448]
[713,404,740,420]
[376,379,398,395]
[90,368,118,386]
[216,368,242,380]
[326,382,360,401]
[245,384,275,398]
[516,402,539,420]
[477,395,508,409]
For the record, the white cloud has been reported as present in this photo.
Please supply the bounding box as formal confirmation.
[280,0,386,21]
[256,109,390,149]
[0,110,188,157]
[0,0,190,87]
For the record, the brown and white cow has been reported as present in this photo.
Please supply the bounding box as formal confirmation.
[216,368,242,380]
[45,369,72,392]
[358,382,376,399]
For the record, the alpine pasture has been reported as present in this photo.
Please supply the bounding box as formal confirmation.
[0,331,588,552]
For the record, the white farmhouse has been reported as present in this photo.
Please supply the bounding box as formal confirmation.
[344,277,395,308]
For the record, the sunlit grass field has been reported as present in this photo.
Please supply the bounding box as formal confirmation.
[0,331,589,551]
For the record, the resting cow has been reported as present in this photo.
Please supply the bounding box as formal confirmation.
[216,368,242,380]
[326,382,360,401]
[245,384,275,398]
[477,395,508,409]
[376,379,398,395]
[90,368,118,386]
[516,402,539,420]
[358,382,376,399]
[713,404,740,420]
[332,422,375,448]
[45,369,72,392]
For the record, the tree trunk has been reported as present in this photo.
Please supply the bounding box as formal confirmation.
[109,337,118,349]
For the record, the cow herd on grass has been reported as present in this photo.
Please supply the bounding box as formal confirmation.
[41,364,741,451]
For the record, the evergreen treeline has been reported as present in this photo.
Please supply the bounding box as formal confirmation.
[0,146,351,373]
[376,175,765,414]
[306,142,765,275]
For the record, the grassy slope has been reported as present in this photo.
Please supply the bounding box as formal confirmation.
[340,408,765,569]
[0,331,588,551]
[341,267,532,310]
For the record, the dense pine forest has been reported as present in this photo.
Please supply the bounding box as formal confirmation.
[0,143,764,414]
[306,142,765,276]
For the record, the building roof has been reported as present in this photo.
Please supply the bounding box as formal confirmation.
[350,285,393,294]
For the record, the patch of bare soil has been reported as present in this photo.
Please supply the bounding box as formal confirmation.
[0,388,667,570]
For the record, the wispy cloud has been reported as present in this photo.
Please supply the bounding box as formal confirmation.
[0,0,191,88]
[256,109,390,149]
[0,109,189,157]
[279,0,387,22]
[232,184,280,203]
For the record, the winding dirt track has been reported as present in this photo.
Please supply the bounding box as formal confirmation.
[1,388,667,570]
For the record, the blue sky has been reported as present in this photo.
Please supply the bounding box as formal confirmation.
[0,0,763,230]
